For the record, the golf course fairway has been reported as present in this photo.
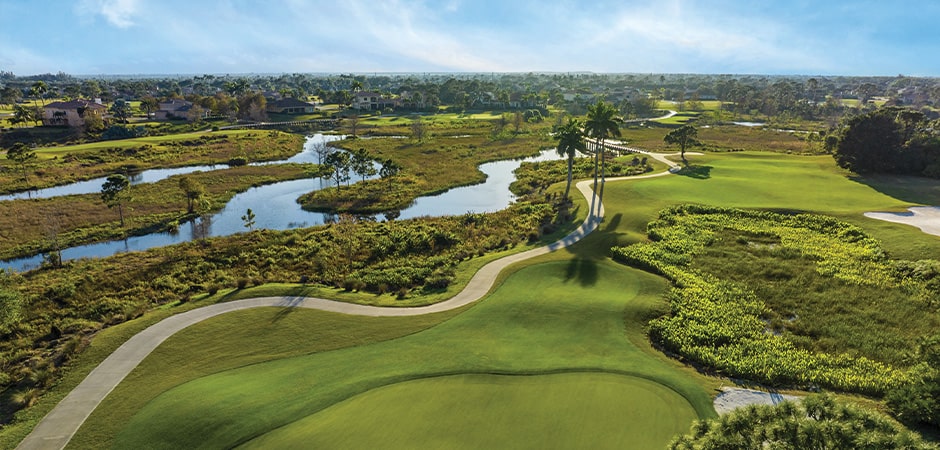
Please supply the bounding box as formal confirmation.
[108,260,713,449]
[239,372,697,449]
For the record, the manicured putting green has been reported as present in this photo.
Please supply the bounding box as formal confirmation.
[240,372,697,450]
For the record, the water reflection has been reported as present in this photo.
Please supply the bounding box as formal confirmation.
[2,145,563,272]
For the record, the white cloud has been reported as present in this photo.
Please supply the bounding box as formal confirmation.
[579,1,831,73]
[77,0,141,28]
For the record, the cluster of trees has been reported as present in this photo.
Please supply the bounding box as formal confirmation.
[552,100,621,216]
[833,106,940,178]
[320,146,399,191]
[9,71,940,126]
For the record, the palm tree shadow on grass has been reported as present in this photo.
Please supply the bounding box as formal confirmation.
[561,213,624,287]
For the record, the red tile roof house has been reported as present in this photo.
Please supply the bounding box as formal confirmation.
[265,97,317,114]
[42,99,107,127]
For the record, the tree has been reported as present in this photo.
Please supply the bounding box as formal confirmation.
[833,108,905,175]
[324,150,351,191]
[554,118,585,201]
[83,112,105,134]
[6,142,36,186]
[0,86,22,107]
[663,124,700,163]
[379,158,401,187]
[241,208,256,230]
[100,174,130,227]
[410,116,427,141]
[178,176,207,214]
[11,104,33,127]
[584,100,621,219]
[512,111,524,134]
[350,147,377,181]
[346,115,360,136]
[30,81,48,107]
[80,79,101,99]
[806,77,819,103]
[109,99,132,124]
[139,96,159,118]
[187,104,206,124]
[670,394,934,450]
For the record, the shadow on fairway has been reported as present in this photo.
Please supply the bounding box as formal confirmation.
[563,257,598,287]
[849,173,940,206]
[560,213,628,287]
[677,165,712,179]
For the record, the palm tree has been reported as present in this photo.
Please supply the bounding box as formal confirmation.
[554,118,585,201]
[584,101,622,220]
[30,81,48,107]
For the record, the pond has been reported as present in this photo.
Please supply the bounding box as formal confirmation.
[1,137,563,272]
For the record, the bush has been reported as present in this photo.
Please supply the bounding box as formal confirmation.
[228,156,248,167]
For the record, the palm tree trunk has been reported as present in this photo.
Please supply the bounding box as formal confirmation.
[563,154,573,200]
[598,138,607,221]
[590,141,599,220]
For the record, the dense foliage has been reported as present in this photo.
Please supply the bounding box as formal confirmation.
[0,199,562,424]
[670,394,937,449]
[511,154,653,196]
[887,334,940,429]
[833,107,940,177]
[612,204,940,394]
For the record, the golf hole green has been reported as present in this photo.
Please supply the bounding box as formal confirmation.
[240,372,697,449]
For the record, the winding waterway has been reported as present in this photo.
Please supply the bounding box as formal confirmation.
[2,135,563,272]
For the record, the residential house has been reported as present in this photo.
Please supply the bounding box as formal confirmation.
[155,99,194,120]
[351,91,399,110]
[266,98,317,114]
[42,99,107,127]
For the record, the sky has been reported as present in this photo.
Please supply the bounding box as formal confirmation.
[1,0,939,77]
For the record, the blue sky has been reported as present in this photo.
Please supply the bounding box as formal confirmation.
[1,0,938,76]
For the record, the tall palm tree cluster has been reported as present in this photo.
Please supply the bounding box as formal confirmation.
[554,100,622,222]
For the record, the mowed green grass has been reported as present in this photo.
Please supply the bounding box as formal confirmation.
[106,261,713,450]
[600,152,940,259]
[240,373,697,450]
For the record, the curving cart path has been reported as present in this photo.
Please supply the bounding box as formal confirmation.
[16,151,685,450]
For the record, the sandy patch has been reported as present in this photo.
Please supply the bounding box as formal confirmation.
[713,387,801,415]
[864,206,940,237]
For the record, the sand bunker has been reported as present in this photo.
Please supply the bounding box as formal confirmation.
[713,387,801,415]
[864,206,940,237]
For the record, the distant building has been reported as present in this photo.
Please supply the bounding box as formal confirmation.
[155,99,194,120]
[351,91,399,110]
[42,99,107,127]
[266,98,317,114]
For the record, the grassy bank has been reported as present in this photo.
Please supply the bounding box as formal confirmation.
[0,164,322,260]
[0,130,305,193]
[299,121,554,213]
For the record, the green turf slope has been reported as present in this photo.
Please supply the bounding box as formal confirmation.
[112,261,712,450]
[240,373,697,450]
